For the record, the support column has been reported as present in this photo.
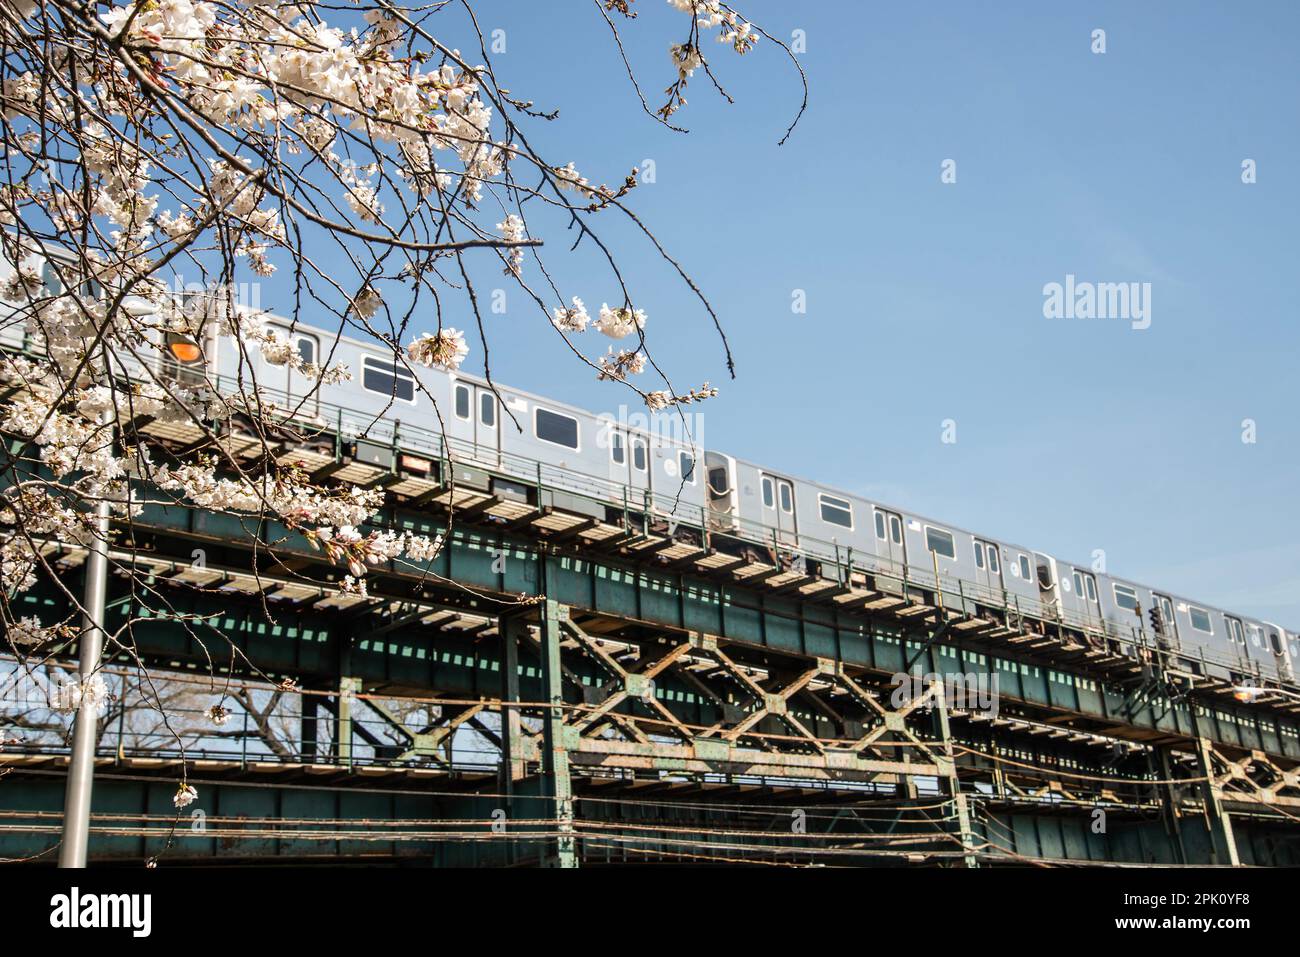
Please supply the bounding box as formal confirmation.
[301,696,318,761]
[498,614,525,794]
[540,600,577,868]
[58,457,113,869]
[1156,747,1189,865]
[1193,736,1240,866]
[932,681,978,868]
[337,676,361,768]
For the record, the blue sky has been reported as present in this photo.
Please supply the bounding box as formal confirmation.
[313,3,1300,624]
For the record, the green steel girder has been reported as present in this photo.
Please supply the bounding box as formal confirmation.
[2,770,1296,866]
[12,501,1300,764]
[0,772,518,866]
[38,500,1300,763]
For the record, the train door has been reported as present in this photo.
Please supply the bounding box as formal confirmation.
[626,430,652,513]
[607,420,629,486]
[449,380,475,453]
[473,385,500,467]
[285,329,320,417]
[971,538,1003,600]
[1069,568,1101,625]
[872,508,907,575]
[759,472,797,547]
[257,324,320,417]
[1225,616,1250,669]
[1151,592,1179,650]
[605,423,649,513]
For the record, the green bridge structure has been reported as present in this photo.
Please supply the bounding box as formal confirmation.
[2,388,1299,867]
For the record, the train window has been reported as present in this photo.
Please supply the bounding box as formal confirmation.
[874,510,886,539]
[778,480,793,514]
[679,451,696,483]
[889,515,903,545]
[987,545,999,574]
[1074,570,1098,603]
[1189,607,1214,635]
[632,438,647,471]
[479,392,496,427]
[762,476,775,509]
[818,494,853,529]
[611,431,625,465]
[1085,575,1097,602]
[708,467,729,496]
[361,356,416,403]
[1072,570,1083,596]
[924,526,956,560]
[295,335,316,365]
[535,407,579,449]
[1113,584,1139,613]
[453,384,470,420]
[1269,632,1283,655]
[974,543,985,569]
[1017,554,1031,581]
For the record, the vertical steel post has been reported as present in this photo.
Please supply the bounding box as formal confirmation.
[337,676,360,768]
[499,615,525,791]
[58,453,113,868]
[301,696,318,761]
[1156,747,1189,865]
[1192,734,1240,866]
[497,613,524,868]
[540,599,577,868]
[932,679,978,868]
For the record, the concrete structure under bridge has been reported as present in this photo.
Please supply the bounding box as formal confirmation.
[2,413,1300,867]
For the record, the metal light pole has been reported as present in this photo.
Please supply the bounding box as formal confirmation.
[58,412,114,868]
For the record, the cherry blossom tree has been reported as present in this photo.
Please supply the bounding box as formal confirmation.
[0,0,803,812]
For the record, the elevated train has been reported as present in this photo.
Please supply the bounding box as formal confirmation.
[181,315,1300,686]
[2,258,1296,688]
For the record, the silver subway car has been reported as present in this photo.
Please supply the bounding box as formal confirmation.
[2,268,1294,686]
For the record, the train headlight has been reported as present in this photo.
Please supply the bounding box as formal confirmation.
[167,338,203,364]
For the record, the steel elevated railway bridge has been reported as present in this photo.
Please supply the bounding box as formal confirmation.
[2,384,1299,867]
